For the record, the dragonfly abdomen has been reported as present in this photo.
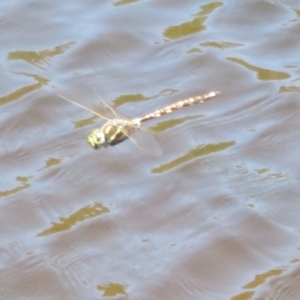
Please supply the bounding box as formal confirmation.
[140,91,219,123]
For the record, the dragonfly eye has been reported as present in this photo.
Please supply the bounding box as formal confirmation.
[87,129,106,150]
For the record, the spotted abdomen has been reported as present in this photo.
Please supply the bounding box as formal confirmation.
[140,91,219,123]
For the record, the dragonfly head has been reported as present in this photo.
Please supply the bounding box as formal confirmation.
[87,128,106,149]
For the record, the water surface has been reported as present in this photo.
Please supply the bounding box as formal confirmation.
[1,1,300,299]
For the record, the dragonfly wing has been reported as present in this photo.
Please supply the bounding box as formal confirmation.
[55,88,161,155]
[92,90,134,121]
[129,127,162,157]
[55,88,122,121]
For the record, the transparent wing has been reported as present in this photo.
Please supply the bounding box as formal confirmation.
[56,92,126,121]
[91,90,134,121]
[92,91,162,156]
[55,88,162,155]
[129,126,162,157]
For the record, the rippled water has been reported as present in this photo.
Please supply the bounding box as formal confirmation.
[1,1,300,299]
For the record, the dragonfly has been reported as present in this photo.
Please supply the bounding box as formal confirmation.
[57,90,220,154]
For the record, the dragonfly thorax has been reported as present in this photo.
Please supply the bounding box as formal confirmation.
[87,118,141,149]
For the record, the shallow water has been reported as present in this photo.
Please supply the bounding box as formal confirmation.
[1,1,300,299]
